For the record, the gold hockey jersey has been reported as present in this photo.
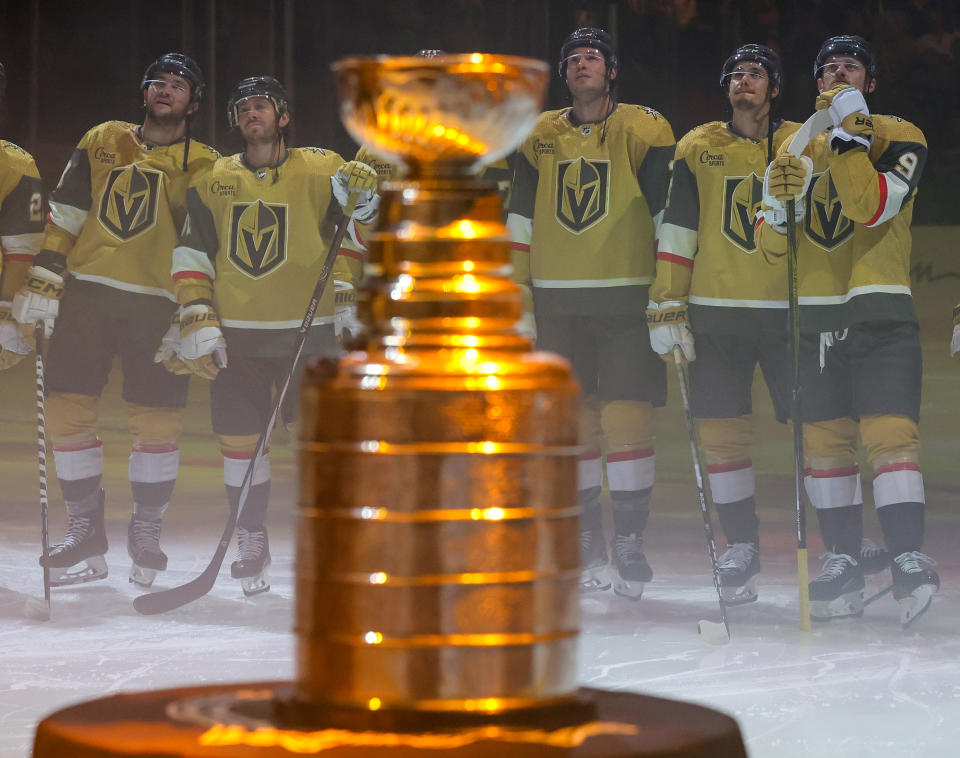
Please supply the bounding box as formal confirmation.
[42,121,218,300]
[0,140,44,299]
[172,147,358,355]
[508,104,675,315]
[652,119,800,335]
[757,114,926,331]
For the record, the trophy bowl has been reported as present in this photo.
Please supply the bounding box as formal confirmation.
[332,54,549,176]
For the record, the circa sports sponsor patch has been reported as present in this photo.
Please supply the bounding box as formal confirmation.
[555,157,609,234]
[98,164,162,240]
[229,200,288,278]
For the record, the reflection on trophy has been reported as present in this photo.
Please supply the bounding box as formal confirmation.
[296,53,583,713]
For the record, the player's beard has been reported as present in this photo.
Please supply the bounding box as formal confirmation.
[145,100,192,128]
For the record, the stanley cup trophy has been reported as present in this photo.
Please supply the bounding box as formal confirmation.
[295,53,583,715]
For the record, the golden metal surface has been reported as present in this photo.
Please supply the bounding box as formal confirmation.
[296,55,576,712]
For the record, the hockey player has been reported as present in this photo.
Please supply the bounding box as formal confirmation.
[759,36,937,627]
[10,53,218,589]
[165,76,376,595]
[0,61,45,371]
[508,28,675,599]
[647,45,800,605]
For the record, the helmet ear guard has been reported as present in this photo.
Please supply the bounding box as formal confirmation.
[227,76,290,129]
[141,52,205,103]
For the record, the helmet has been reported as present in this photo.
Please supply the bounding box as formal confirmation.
[416,49,446,58]
[141,53,205,102]
[814,35,878,82]
[227,76,289,128]
[721,44,782,94]
[558,27,618,80]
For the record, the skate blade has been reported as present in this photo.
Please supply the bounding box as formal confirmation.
[899,584,936,630]
[240,573,271,597]
[810,591,864,622]
[612,575,644,601]
[129,565,159,589]
[49,555,108,587]
[721,575,758,606]
[580,565,611,592]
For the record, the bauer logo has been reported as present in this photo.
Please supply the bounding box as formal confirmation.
[804,172,853,251]
[721,174,763,252]
[229,200,288,278]
[98,165,162,240]
[555,157,609,234]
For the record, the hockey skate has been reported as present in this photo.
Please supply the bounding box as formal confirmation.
[40,490,109,586]
[579,527,611,592]
[232,527,271,596]
[859,537,890,576]
[127,516,168,588]
[809,552,864,622]
[717,542,760,605]
[891,551,939,629]
[611,531,652,600]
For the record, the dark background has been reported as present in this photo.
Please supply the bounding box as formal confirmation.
[1,0,957,222]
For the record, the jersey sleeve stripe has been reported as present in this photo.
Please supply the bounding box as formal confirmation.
[0,233,43,257]
[865,172,889,227]
[657,222,697,259]
[657,251,693,269]
[48,200,88,237]
[338,247,363,261]
[172,244,216,280]
[865,170,914,228]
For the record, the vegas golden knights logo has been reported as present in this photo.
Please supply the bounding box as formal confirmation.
[556,157,609,234]
[721,174,763,252]
[98,165,161,240]
[804,171,854,251]
[229,200,287,278]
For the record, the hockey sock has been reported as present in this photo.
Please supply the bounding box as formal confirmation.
[714,497,759,546]
[578,486,603,534]
[814,503,861,557]
[228,482,271,531]
[877,502,924,557]
[610,487,652,535]
[53,440,104,516]
[130,444,178,522]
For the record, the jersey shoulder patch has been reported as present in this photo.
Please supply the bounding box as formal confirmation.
[874,114,926,147]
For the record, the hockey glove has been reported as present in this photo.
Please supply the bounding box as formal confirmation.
[0,301,35,370]
[12,250,67,337]
[518,283,536,340]
[331,160,380,223]
[179,303,227,380]
[816,85,873,154]
[647,300,695,363]
[153,311,190,375]
[951,305,960,359]
[760,154,812,232]
[334,280,363,344]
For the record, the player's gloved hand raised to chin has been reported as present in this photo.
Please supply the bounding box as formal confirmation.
[12,250,67,338]
[0,301,35,370]
[760,153,812,233]
[178,303,227,380]
[333,280,363,345]
[816,84,874,154]
[647,300,695,363]
[331,160,379,223]
[153,311,191,375]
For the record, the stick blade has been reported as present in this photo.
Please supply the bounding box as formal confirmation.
[132,574,214,615]
[698,619,730,645]
[24,595,51,621]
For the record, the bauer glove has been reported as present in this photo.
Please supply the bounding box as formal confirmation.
[12,250,67,338]
[179,303,227,380]
[951,305,960,359]
[647,300,695,363]
[333,280,363,345]
[817,85,873,154]
[760,153,812,233]
[0,301,35,370]
[331,160,380,223]
[153,311,190,375]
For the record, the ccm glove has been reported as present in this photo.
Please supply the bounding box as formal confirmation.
[760,153,812,232]
[331,160,380,223]
[179,303,227,380]
[333,280,363,344]
[0,301,35,370]
[153,311,190,375]
[12,250,67,337]
[816,85,873,153]
[647,300,695,363]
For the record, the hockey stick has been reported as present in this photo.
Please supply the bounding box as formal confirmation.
[24,323,52,622]
[134,206,354,615]
[673,348,730,645]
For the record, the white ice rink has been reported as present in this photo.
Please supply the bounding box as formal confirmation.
[2,463,958,758]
